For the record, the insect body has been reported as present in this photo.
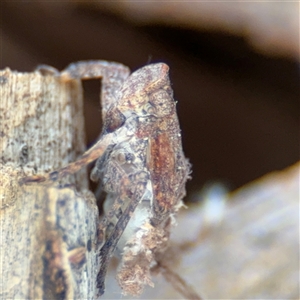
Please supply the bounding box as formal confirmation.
[23,61,190,297]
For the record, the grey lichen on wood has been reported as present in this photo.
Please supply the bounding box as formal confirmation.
[0,68,99,298]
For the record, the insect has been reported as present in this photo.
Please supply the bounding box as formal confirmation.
[23,61,191,297]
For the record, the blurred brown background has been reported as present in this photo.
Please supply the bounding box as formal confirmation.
[1,1,299,196]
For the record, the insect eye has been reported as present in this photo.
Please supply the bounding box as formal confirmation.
[115,151,135,164]
[116,152,126,163]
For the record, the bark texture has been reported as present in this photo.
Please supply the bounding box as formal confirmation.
[0,68,99,299]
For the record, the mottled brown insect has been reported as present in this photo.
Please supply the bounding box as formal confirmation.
[23,61,190,297]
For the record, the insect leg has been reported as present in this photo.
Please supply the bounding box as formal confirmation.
[96,193,124,247]
[96,180,149,297]
[20,129,115,184]
[48,133,114,180]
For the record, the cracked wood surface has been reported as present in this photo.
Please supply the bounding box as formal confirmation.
[0,68,99,299]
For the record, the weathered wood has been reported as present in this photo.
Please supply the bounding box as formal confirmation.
[0,68,99,298]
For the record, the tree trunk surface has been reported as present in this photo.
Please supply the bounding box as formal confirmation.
[0,68,99,299]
